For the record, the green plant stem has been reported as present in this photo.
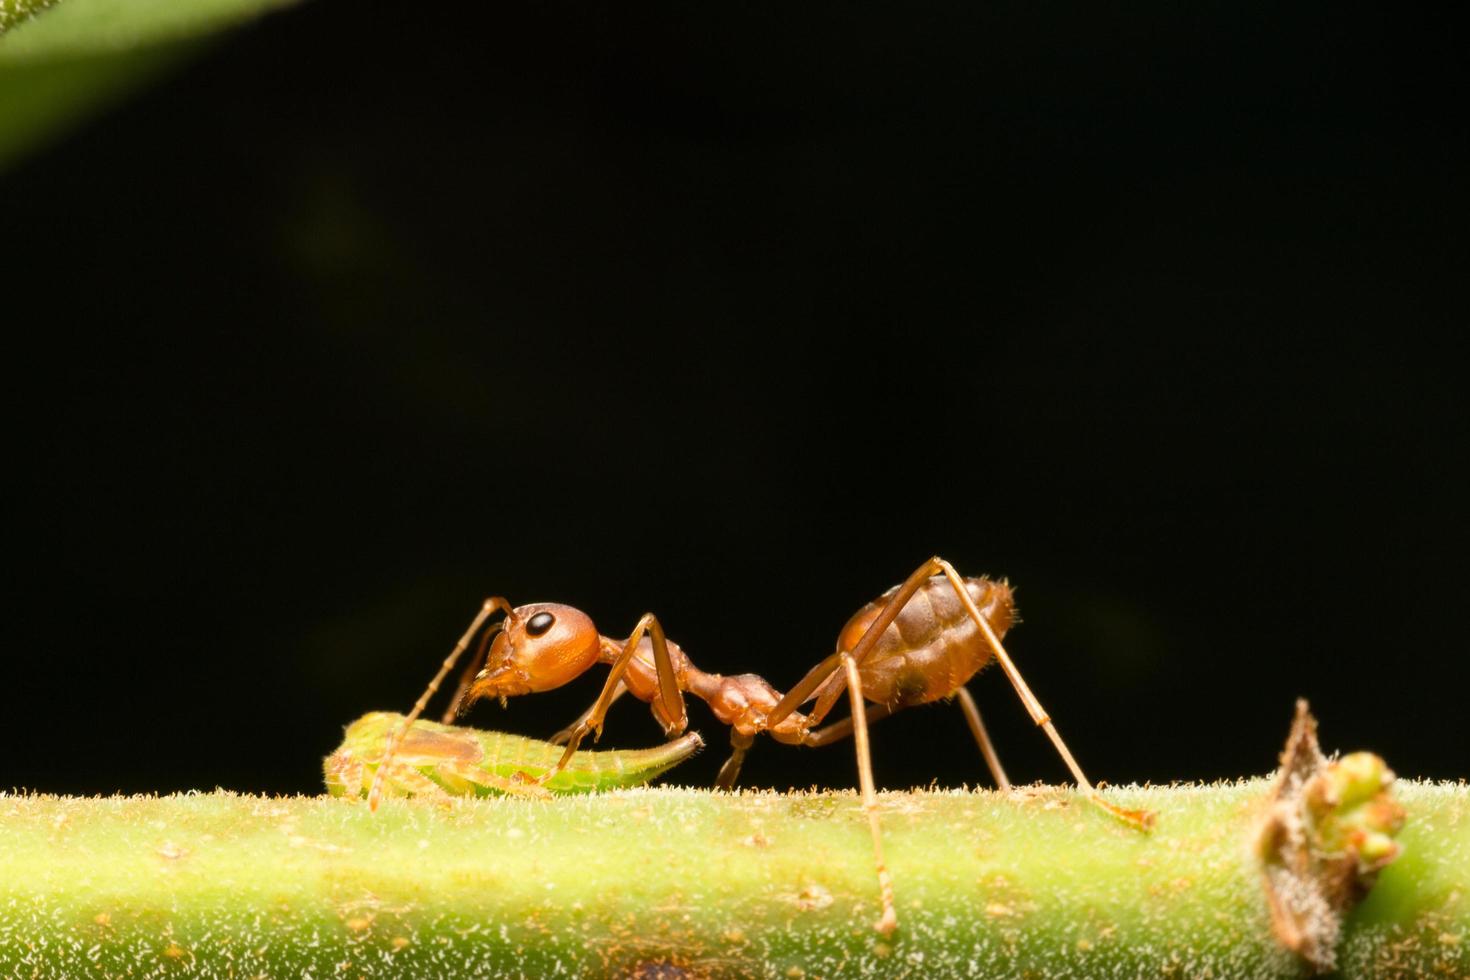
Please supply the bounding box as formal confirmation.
[1,782,1464,978]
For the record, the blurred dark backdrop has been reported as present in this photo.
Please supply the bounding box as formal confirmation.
[4,3,1465,797]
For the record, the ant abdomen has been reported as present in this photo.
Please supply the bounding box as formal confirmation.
[837,575,1017,708]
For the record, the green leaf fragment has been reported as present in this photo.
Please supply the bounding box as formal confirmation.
[325,711,705,798]
[0,0,300,169]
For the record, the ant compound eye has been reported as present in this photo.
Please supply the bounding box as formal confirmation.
[526,611,556,637]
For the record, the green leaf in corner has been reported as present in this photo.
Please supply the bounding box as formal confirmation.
[0,0,300,170]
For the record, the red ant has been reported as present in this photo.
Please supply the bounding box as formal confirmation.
[369,556,1153,934]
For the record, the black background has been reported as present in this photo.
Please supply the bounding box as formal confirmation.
[4,3,1465,798]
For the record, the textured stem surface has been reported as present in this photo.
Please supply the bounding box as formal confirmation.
[1,782,1464,978]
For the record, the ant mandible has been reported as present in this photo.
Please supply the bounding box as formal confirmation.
[368,556,1154,934]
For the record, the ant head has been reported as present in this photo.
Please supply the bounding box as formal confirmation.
[460,603,600,709]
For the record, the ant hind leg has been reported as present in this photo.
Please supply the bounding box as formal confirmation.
[954,687,1010,791]
[931,558,1153,829]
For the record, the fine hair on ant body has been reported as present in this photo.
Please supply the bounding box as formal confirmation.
[369,555,1153,934]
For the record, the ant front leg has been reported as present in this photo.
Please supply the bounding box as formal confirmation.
[441,617,502,724]
[545,612,688,781]
[368,597,513,811]
[550,681,627,746]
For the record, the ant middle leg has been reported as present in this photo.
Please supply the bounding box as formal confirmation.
[715,730,755,789]
[798,701,895,747]
[716,704,921,791]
